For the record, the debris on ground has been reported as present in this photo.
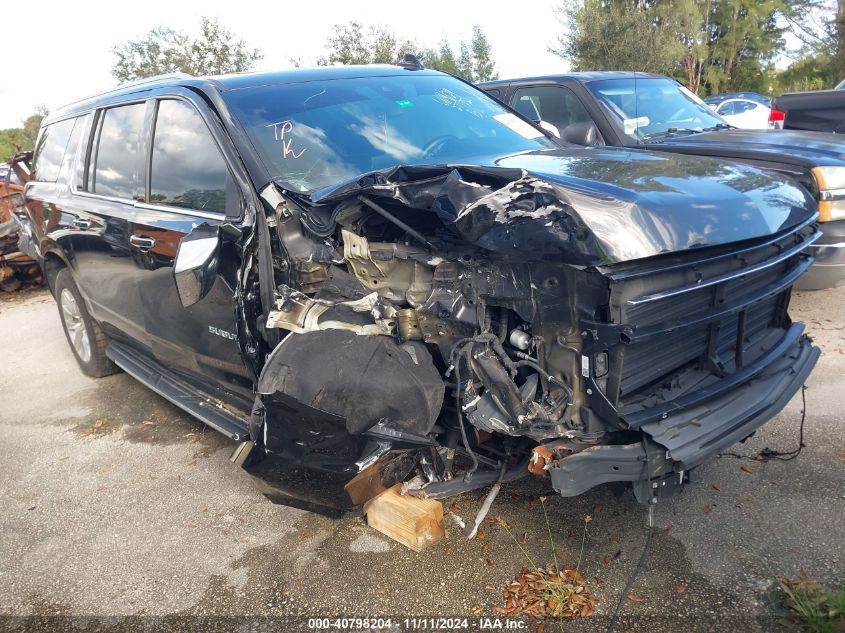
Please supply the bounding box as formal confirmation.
[495,566,597,619]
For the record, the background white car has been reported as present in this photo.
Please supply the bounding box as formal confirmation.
[711,98,771,129]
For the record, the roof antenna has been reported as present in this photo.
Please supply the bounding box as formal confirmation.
[398,53,425,71]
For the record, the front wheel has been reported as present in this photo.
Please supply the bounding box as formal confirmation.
[55,269,119,377]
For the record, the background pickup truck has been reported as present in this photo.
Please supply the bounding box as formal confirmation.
[770,88,845,133]
[480,72,845,290]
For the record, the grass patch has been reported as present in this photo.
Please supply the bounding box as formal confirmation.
[491,505,597,620]
[781,573,845,633]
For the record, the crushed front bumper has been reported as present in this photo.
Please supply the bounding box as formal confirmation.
[547,327,819,498]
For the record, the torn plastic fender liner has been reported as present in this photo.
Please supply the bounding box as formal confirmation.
[257,329,445,436]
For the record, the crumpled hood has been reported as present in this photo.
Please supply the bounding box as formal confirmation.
[495,148,816,262]
[657,129,845,168]
[309,147,816,265]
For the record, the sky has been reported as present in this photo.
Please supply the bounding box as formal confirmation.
[1,0,570,129]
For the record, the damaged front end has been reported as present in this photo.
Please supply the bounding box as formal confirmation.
[237,162,820,513]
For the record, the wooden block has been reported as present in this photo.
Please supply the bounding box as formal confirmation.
[344,462,388,506]
[363,484,445,552]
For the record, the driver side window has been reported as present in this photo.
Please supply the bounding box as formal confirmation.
[510,85,594,137]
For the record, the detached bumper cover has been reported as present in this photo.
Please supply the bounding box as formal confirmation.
[549,330,818,496]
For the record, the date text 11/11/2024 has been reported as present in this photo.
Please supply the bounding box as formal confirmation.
[306,617,528,630]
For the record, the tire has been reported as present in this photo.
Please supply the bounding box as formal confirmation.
[55,269,119,377]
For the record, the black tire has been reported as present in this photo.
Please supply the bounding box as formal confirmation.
[55,269,119,377]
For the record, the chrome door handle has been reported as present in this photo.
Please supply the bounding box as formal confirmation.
[129,235,156,250]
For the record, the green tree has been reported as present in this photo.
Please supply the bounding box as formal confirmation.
[552,0,787,95]
[781,0,844,89]
[319,23,497,82]
[701,0,785,95]
[458,41,474,80]
[112,17,264,82]
[471,26,498,81]
[421,39,462,75]
[0,106,48,160]
[317,22,416,65]
[551,0,686,75]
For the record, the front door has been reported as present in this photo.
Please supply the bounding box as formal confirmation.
[124,97,253,406]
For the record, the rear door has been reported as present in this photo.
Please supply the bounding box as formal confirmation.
[69,102,151,342]
[124,94,254,403]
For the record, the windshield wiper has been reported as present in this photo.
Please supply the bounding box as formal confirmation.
[701,123,733,131]
[641,127,702,142]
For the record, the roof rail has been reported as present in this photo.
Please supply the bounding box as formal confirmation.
[116,72,193,89]
[56,72,194,112]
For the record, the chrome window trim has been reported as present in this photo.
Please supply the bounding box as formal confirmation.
[69,189,225,221]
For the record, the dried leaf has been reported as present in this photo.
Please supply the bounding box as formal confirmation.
[485,558,494,567]
[476,529,486,540]
[484,582,495,590]
[592,502,603,514]
[470,604,483,614]
[627,593,645,603]
[375,587,385,594]
[602,555,611,565]
[675,582,687,593]
[740,464,754,474]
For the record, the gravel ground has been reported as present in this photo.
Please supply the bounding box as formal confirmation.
[0,285,842,633]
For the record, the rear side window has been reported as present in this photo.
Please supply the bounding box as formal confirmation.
[149,99,229,214]
[32,118,77,182]
[91,103,145,200]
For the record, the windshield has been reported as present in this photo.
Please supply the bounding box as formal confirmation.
[225,73,557,193]
[586,77,728,141]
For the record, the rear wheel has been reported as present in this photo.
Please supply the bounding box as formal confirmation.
[55,269,119,377]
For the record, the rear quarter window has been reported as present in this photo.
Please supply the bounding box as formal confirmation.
[32,118,78,183]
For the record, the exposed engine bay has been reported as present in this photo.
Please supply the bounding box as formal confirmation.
[239,164,820,512]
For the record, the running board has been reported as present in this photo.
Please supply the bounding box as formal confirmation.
[106,342,250,441]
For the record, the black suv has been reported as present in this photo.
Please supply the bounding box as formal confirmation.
[22,65,820,514]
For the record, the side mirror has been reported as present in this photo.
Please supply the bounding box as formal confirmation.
[562,121,600,146]
[174,223,220,308]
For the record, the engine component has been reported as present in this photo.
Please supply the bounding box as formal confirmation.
[509,328,531,351]
[266,285,396,336]
[397,308,423,341]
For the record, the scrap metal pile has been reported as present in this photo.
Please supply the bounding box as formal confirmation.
[0,153,41,292]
